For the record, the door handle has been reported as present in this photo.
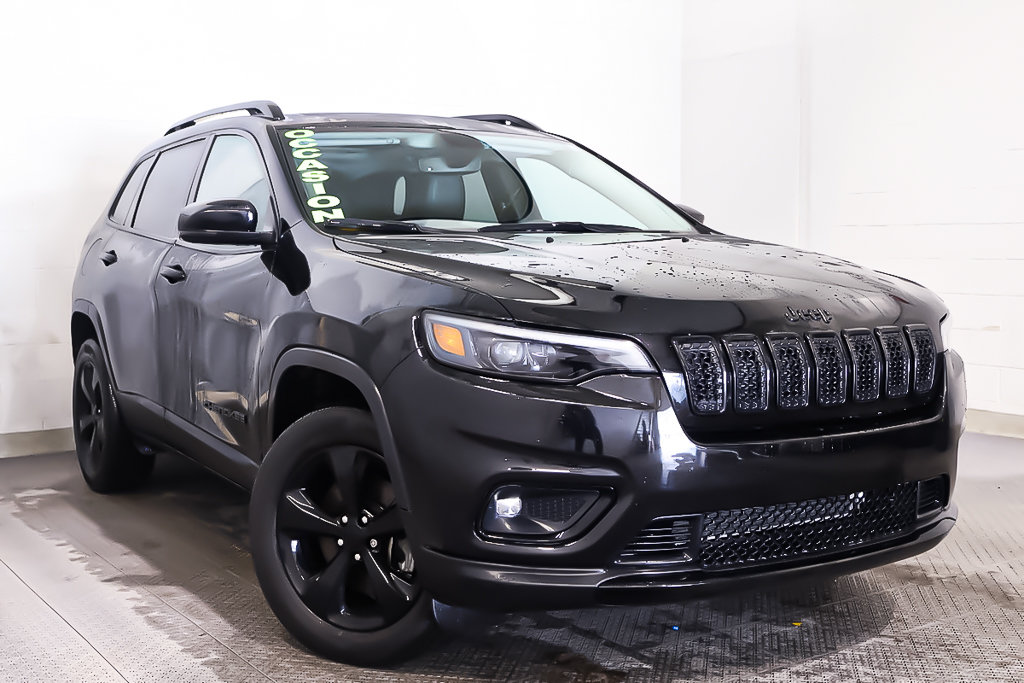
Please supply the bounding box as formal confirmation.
[159,263,187,284]
[99,250,118,266]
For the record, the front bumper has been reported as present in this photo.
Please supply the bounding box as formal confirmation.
[379,349,966,611]
[417,509,956,610]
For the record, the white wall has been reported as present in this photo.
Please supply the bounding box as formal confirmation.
[679,0,804,248]
[680,0,1024,416]
[0,0,685,434]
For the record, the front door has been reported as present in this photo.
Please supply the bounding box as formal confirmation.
[155,133,276,455]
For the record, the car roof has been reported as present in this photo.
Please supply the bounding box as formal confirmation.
[146,106,553,157]
[275,112,549,134]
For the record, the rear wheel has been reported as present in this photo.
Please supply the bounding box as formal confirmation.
[250,407,436,665]
[72,339,154,492]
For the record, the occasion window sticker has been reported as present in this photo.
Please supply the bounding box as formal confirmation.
[284,129,344,223]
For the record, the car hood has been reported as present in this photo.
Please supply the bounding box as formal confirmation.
[333,231,945,336]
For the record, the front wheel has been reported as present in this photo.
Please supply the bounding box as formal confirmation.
[250,407,436,665]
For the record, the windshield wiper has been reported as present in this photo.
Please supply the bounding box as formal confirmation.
[324,218,436,234]
[477,221,644,234]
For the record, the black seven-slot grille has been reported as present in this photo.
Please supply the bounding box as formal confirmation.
[674,325,937,415]
[616,478,944,570]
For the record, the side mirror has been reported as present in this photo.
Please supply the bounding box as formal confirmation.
[178,200,275,246]
[675,203,705,224]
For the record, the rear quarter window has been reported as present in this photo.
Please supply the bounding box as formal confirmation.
[109,156,155,226]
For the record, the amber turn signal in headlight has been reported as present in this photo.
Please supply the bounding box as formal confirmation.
[431,322,466,357]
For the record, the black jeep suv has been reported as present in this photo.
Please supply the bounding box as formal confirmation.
[71,101,966,665]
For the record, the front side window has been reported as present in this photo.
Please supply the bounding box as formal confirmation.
[196,135,274,232]
[277,127,694,234]
[133,140,205,239]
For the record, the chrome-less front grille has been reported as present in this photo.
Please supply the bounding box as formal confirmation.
[722,337,769,412]
[906,325,937,394]
[877,327,911,398]
[807,332,848,406]
[676,325,938,414]
[766,333,811,409]
[844,330,882,402]
[674,338,726,415]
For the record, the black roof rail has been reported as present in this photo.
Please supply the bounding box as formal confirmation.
[457,114,542,132]
[164,100,285,136]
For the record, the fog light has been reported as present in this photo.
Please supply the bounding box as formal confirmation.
[495,495,522,518]
[480,485,603,539]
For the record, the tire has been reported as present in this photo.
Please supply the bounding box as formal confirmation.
[72,339,154,493]
[250,407,437,665]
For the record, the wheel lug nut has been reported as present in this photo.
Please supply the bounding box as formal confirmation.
[360,516,368,525]
[354,553,361,561]
[336,539,344,547]
[369,539,378,549]
[341,515,348,524]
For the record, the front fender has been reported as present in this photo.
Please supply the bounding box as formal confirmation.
[267,347,412,512]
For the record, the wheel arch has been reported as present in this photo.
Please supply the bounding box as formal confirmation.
[71,300,117,387]
[267,347,412,512]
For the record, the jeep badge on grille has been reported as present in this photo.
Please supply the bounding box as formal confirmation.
[785,306,833,324]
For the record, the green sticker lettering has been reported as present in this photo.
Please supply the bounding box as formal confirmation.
[311,208,346,223]
[308,195,341,209]
[301,170,330,183]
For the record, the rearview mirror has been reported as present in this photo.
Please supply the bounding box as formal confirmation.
[178,200,275,246]
[675,203,705,224]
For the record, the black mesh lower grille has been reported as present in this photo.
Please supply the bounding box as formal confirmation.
[618,482,924,571]
[699,482,919,569]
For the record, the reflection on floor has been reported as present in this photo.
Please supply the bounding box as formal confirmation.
[0,432,1021,682]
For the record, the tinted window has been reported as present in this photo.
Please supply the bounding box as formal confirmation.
[133,140,205,239]
[110,157,155,226]
[196,135,274,232]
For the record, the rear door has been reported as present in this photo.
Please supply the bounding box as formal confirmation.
[99,139,205,403]
[154,132,275,454]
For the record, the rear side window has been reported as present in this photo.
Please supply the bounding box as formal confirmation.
[195,135,274,232]
[109,157,154,226]
[132,140,205,239]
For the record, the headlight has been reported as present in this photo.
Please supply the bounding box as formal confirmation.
[422,312,656,381]
[940,313,952,351]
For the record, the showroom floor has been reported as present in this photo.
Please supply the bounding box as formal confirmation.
[0,432,1021,682]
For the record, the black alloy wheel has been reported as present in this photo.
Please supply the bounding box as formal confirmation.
[250,407,436,664]
[72,339,154,492]
[278,444,417,630]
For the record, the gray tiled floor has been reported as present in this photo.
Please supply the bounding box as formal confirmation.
[0,432,1021,682]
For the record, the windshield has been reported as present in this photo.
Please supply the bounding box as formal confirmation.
[277,127,695,233]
